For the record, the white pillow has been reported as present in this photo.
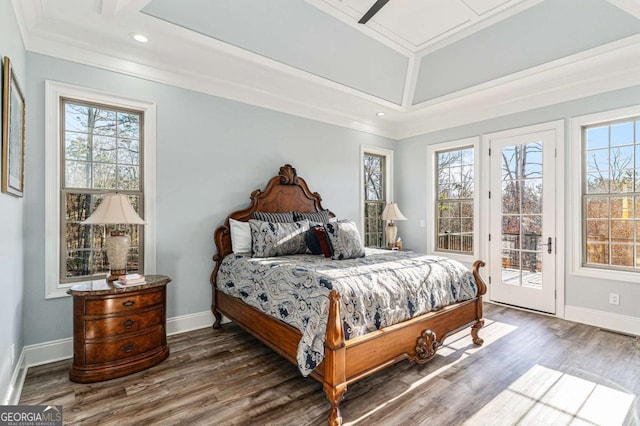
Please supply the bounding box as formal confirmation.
[229,218,251,253]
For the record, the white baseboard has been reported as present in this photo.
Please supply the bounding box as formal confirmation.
[166,310,216,336]
[25,337,74,368]
[4,309,216,405]
[565,305,640,337]
[4,349,27,405]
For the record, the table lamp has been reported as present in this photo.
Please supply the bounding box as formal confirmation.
[82,193,145,281]
[380,202,407,248]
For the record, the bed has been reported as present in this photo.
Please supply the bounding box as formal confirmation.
[210,164,487,425]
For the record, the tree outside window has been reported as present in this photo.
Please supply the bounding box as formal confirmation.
[435,147,474,254]
[62,99,144,282]
[499,142,543,273]
[583,118,640,270]
[364,153,386,247]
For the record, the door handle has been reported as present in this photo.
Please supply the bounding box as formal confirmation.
[542,237,552,254]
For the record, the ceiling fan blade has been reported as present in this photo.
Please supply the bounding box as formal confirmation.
[358,0,390,24]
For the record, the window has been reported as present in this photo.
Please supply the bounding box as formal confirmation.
[361,146,393,247]
[62,99,144,282]
[572,105,640,281]
[427,137,479,260]
[582,116,640,271]
[45,81,156,298]
[436,147,474,253]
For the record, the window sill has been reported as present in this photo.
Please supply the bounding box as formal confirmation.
[571,265,640,283]
[46,277,107,299]
[429,250,477,264]
[46,283,73,299]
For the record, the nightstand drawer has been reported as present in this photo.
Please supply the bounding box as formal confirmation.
[85,290,163,315]
[85,307,163,339]
[85,326,164,364]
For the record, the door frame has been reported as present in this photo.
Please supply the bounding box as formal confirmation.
[481,120,565,317]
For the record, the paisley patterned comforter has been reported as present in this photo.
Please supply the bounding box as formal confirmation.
[217,248,478,376]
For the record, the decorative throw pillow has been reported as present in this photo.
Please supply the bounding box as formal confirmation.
[306,225,332,257]
[324,220,365,260]
[293,210,331,224]
[252,211,294,223]
[229,218,251,253]
[249,219,310,257]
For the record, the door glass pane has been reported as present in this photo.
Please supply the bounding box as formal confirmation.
[501,142,543,288]
[435,147,474,254]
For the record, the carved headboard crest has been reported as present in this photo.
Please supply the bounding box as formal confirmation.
[212,164,334,287]
[279,164,299,185]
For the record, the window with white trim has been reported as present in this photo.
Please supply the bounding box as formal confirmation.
[45,81,156,298]
[62,99,144,282]
[427,137,479,260]
[582,116,640,271]
[361,146,393,247]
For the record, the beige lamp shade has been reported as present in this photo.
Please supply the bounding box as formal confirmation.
[82,193,145,225]
[380,202,407,221]
[380,203,407,248]
[82,193,144,281]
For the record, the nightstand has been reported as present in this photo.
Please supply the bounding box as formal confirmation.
[67,275,171,383]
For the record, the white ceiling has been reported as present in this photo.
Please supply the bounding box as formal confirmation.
[10,0,640,139]
[311,0,538,53]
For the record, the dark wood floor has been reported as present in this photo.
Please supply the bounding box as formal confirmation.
[21,303,640,425]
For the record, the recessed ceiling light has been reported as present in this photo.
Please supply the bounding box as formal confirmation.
[376,112,385,117]
[131,33,148,43]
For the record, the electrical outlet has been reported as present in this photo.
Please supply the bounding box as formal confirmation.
[10,344,15,366]
[419,220,425,228]
[609,293,620,305]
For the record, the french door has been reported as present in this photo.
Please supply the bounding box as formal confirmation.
[489,129,557,314]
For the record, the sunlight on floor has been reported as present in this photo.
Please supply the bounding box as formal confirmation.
[464,364,635,426]
[344,319,518,425]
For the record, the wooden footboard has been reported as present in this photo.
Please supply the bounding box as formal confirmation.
[213,260,487,426]
[316,259,487,425]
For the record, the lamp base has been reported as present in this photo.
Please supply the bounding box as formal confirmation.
[386,222,397,248]
[107,269,126,282]
[106,231,130,282]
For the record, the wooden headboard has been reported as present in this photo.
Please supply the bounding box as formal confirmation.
[210,164,331,286]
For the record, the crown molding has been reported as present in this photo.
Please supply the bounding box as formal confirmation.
[137,6,406,109]
[10,0,44,49]
[26,30,401,138]
[606,0,640,19]
[398,35,640,139]
[411,34,640,110]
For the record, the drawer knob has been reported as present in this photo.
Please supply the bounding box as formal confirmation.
[122,319,135,329]
[122,300,136,308]
[121,343,136,353]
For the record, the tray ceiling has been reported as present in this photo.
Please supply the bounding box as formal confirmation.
[311,0,538,52]
[11,0,640,138]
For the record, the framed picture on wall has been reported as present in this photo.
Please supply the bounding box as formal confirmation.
[2,56,25,197]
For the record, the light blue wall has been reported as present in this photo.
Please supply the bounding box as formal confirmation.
[0,1,25,403]
[23,52,396,345]
[397,84,640,318]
